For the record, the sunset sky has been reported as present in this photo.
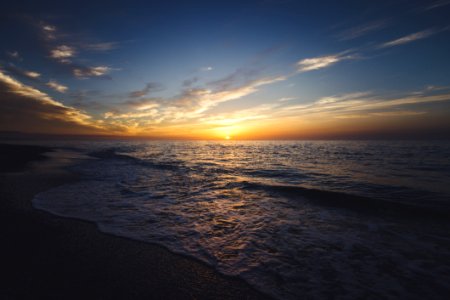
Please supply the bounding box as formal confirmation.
[1,0,450,139]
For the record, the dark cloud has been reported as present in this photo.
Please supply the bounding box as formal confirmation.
[0,70,103,134]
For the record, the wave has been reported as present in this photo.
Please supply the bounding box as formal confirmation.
[86,147,450,217]
[236,181,450,218]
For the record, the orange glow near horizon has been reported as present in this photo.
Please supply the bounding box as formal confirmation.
[91,110,450,141]
[1,64,449,140]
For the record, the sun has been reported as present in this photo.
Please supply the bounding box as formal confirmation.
[225,135,231,140]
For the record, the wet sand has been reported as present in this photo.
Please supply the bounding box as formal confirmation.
[0,144,271,300]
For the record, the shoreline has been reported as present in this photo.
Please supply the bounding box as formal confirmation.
[0,144,271,299]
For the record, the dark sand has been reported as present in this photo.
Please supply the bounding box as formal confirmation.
[0,144,271,300]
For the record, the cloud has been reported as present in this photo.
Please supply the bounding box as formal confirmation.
[0,70,103,134]
[336,20,389,41]
[201,66,213,71]
[24,71,41,78]
[104,74,286,127]
[40,22,57,40]
[315,92,371,104]
[278,90,450,119]
[7,51,21,60]
[208,67,261,90]
[332,114,369,119]
[46,80,68,93]
[83,42,119,51]
[425,85,450,92]
[68,90,110,112]
[380,29,436,48]
[104,109,160,120]
[172,87,448,133]
[37,24,118,78]
[347,93,450,111]
[42,25,56,31]
[3,65,41,81]
[125,98,161,111]
[425,0,450,10]
[278,97,296,102]
[73,66,112,79]
[296,53,353,72]
[50,45,76,62]
[182,77,199,88]
[129,82,165,98]
[370,111,427,117]
[199,103,278,127]
[192,75,286,110]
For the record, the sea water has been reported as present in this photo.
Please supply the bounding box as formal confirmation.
[33,140,450,299]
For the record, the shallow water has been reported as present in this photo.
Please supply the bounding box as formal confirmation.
[33,140,450,299]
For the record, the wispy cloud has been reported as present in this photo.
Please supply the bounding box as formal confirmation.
[208,67,261,90]
[173,76,286,116]
[182,77,199,88]
[199,103,277,126]
[424,0,450,10]
[296,53,354,72]
[278,97,296,102]
[7,51,21,60]
[278,90,450,119]
[83,42,119,51]
[129,82,164,98]
[370,111,427,117]
[336,20,389,41]
[334,111,426,119]
[73,66,112,79]
[425,85,450,92]
[201,66,213,71]
[167,87,449,133]
[104,74,286,128]
[380,29,436,48]
[46,80,68,93]
[125,98,161,111]
[315,92,372,104]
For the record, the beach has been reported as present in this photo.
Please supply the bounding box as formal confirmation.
[0,144,270,300]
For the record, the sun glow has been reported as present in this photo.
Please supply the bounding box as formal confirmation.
[213,125,241,140]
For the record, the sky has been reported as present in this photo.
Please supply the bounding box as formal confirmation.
[1,0,450,140]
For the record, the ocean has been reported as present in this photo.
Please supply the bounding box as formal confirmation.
[32,140,450,299]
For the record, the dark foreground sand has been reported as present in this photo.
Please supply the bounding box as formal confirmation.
[0,144,271,300]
